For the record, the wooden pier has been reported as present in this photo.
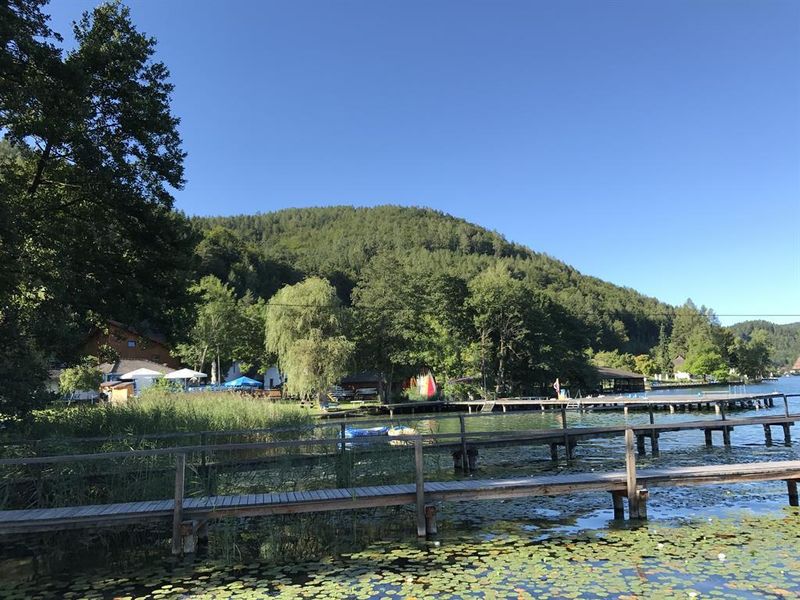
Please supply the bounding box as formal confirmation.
[1,412,799,553]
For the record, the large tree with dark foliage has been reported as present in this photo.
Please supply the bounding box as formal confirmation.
[0,1,195,413]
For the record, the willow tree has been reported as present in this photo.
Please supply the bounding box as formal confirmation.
[265,278,353,403]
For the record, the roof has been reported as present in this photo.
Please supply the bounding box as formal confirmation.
[98,359,173,375]
[102,320,169,347]
[596,366,645,379]
[341,371,385,384]
[673,355,685,366]
[793,356,800,370]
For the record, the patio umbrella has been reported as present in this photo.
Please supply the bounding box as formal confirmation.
[223,376,262,388]
[165,368,207,379]
[120,368,164,379]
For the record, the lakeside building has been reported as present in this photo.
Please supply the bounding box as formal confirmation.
[595,366,646,394]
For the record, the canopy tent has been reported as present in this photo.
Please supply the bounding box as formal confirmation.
[120,368,164,380]
[223,376,262,389]
[165,368,207,380]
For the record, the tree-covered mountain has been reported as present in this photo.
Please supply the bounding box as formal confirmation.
[193,206,673,358]
[728,321,800,368]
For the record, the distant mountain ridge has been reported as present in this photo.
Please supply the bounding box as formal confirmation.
[194,205,674,354]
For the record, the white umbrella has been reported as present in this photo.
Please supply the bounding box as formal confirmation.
[121,368,164,379]
[165,368,207,380]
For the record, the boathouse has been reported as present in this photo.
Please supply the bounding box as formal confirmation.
[596,366,646,394]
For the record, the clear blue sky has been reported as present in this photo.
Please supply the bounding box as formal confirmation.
[47,1,799,325]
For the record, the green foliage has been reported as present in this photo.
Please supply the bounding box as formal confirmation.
[1,1,195,413]
[633,354,658,377]
[175,276,267,381]
[58,357,103,395]
[194,206,672,356]
[591,349,637,372]
[683,331,729,381]
[17,392,313,438]
[266,278,354,401]
[732,328,772,378]
[728,320,800,368]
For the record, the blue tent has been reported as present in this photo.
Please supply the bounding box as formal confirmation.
[223,376,262,389]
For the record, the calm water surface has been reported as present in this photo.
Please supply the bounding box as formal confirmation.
[3,378,800,598]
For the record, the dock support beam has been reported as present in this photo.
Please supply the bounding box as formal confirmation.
[459,415,468,472]
[636,435,646,457]
[414,437,426,537]
[625,429,642,519]
[783,423,792,445]
[651,432,660,456]
[171,453,186,556]
[611,491,625,519]
[550,443,558,461]
[722,426,731,447]
[704,429,713,447]
[424,504,438,535]
[764,424,773,446]
[788,480,799,507]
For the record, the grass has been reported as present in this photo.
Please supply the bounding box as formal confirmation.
[8,390,315,440]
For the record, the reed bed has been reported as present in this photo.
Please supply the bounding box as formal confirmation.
[9,390,314,439]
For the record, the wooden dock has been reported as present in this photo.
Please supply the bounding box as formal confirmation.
[1,419,800,554]
[451,391,785,414]
[1,443,799,544]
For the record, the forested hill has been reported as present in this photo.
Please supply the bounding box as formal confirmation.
[728,321,800,367]
[194,206,672,355]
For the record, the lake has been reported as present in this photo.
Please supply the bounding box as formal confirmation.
[3,377,800,598]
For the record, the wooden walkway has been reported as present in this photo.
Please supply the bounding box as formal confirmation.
[451,392,785,414]
[2,460,799,535]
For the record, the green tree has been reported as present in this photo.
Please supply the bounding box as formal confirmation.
[265,278,354,403]
[684,331,729,381]
[1,1,195,413]
[176,277,241,383]
[59,357,103,395]
[733,329,772,378]
[633,354,657,377]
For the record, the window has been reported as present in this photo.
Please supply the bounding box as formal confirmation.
[127,340,136,348]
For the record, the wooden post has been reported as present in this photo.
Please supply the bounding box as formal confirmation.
[704,429,713,447]
[611,491,625,519]
[669,405,675,414]
[722,426,731,447]
[414,436,426,537]
[784,396,790,418]
[783,423,791,445]
[561,404,569,459]
[549,443,559,461]
[648,406,655,425]
[171,453,186,556]
[459,415,468,472]
[424,504,438,535]
[636,435,646,456]
[637,488,649,520]
[714,403,720,415]
[787,480,799,507]
[625,429,639,519]
[651,432,660,456]
[718,402,726,422]
[764,424,773,446]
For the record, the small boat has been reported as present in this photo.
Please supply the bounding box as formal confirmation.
[343,425,418,446]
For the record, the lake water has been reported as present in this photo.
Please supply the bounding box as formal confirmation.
[3,377,800,598]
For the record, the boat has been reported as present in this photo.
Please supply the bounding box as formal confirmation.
[343,425,418,446]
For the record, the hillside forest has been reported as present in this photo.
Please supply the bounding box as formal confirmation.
[2,1,796,414]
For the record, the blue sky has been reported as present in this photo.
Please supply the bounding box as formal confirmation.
[47,1,799,325]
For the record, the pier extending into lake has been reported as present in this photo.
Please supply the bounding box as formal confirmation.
[1,405,799,554]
